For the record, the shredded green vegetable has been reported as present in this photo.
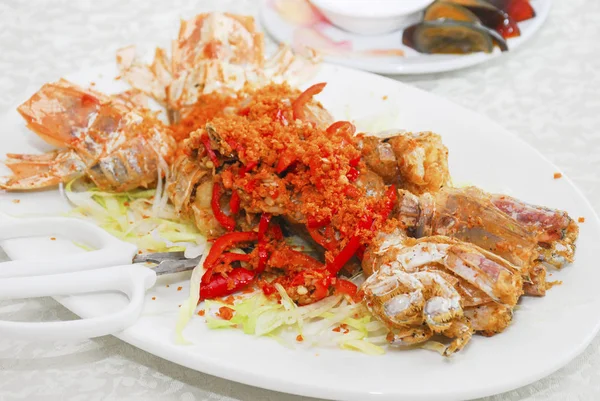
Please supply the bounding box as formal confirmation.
[63,179,203,253]
[200,290,388,355]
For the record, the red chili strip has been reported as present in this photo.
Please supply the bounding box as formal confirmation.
[346,167,360,182]
[326,235,362,276]
[199,268,255,300]
[201,135,219,166]
[204,231,258,269]
[307,216,331,229]
[292,82,327,121]
[211,182,236,231]
[326,121,356,135]
[229,191,241,215]
[275,150,297,174]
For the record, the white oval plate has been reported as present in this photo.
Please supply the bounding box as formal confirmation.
[1,62,599,401]
[259,0,552,74]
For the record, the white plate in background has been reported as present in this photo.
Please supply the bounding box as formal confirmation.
[259,0,552,74]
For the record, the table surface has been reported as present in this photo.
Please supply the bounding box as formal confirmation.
[1,0,599,400]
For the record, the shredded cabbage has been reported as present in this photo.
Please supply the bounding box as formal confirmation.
[200,291,388,355]
[64,179,203,253]
[175,242,210,344]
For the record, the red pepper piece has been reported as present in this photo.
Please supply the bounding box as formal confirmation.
[349,155,361,167]
[269,224,284,240]
[326,235,362,276]
[307,225,339,252]
[201,267,214,285]
[211,182,236,231]
[346,167,360,182]
[312,277,330,301]
[261,282,277,296]
[258,213,271,238]
[292,82,327,121]
[289,269,331,302]
[201,135,219,166]
[326,121,356,135]
[334,279,358,298]
[204,231,258,269]
[307,216,331,229]
[199,268,255,300]
[276,150,297,174]
[239,160,259,177]
[229,191,241,215]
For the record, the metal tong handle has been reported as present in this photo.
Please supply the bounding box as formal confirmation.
[0,212,137,278]
[0,264,156,340]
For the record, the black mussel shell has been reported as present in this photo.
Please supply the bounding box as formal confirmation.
[402,20,508,55]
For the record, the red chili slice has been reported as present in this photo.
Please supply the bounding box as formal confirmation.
[204,231,258,269]
[200,268,255,300]
[229,191,241,215]
[326,121,356,135]
[292,82,327,121]
[211,182,236,231]
[201,135,219,166]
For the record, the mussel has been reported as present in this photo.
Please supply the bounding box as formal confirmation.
[439,0,521,38]
[402,20,508,55]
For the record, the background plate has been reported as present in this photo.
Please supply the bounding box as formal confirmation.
[0,61,599,401]
[259,0,552,74]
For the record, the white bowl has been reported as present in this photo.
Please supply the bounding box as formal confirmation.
[309,0,434,35]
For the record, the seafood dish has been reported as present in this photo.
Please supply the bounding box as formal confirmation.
[0,12,579,356]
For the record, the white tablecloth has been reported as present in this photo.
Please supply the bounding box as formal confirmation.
[1,0,599,400]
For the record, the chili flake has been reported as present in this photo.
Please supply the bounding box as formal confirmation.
[218,306,235,320]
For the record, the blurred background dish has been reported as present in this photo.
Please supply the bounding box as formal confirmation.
[259,0,551,74]
[308,0,435,35]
